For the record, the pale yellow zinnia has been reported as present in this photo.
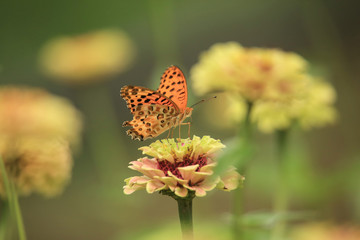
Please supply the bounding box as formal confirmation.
[0,138,72,197]
[251,77,337,132]
[39,29,136,84]
[0,86,82,197]
[191,42,337,132]
[191,42,308,102]
[0,86,82,145]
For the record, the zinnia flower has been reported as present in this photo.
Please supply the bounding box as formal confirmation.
[124,136,243,198]
[0,86,82,145]
[0,86,82,197]
[191,42,337,132]
[0,138,72,197]
[191,42,308,102]
[39,29,136,84]
[252,78,337,132]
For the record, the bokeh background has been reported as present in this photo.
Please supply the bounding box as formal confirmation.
[1,0,360,239]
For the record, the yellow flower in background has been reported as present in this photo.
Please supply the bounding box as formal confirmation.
[0,138,72,197]
[191,42,308,102]
[290,222,360,240]
[0,86,82,197]
[296,79,337,129]
[124,136,243,198]
[252,78,337,132]
[39,29,136,84]
[191,42,337,132]
[0,86,82,145]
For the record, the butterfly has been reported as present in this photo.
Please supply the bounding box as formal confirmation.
[120,65,193,141]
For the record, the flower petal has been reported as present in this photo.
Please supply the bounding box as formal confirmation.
[146,179,166,193]
[175,186,188,198]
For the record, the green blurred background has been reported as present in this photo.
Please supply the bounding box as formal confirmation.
[1,0,360,239]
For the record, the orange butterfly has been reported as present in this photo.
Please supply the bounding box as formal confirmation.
[120,66,193,141]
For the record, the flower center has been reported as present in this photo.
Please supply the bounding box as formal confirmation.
[157,155,208,179]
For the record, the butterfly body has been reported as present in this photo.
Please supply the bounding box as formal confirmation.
[121,66,192,141]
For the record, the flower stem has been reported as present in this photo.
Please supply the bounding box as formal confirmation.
[0,200,11,240]
[0,155,27,240]
[177,198,194,240]
[0,155,12,204]
[0,155,25,240]
[0,155,13,240]
[270,129,289,240]
[9,181,26,240]
[233,101,253,239]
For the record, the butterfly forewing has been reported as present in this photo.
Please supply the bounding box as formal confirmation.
[120,85,180,113]
[157,66,188,111]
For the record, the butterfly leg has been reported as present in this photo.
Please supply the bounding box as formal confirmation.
[167,128,171,139]
[178,124,181,142]
[181,122,191,139]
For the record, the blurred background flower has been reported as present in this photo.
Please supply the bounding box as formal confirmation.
[191,42,337,132]
[290,223,360,240]
[0,86,82,197]
[38,29,136,84]
[0,138,72,197]
[0,86,82,145]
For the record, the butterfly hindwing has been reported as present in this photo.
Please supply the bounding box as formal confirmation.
[157,66,188,111]
[120,85,180,113]
[122,104,178,140]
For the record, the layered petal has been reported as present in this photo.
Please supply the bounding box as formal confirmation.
[124,136,243,198]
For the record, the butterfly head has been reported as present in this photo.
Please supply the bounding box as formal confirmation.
[184,107,193,118]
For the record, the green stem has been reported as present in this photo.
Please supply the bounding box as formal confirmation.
[243,101,253,141]
[177,198,194,240]
[0,156,12,204]
[0,155,26,240]
[0,200,11,240]
[0,156,12,240]
[270,129,289,240]
[232,101,253,240]
[10,181,26,240]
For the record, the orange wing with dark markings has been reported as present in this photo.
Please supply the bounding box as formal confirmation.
[157,66,188,111]
[120,85,180,113]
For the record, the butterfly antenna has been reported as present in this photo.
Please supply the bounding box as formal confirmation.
[190,96,217,108]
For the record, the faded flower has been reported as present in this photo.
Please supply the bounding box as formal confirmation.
[39,29,136,84]
[0,138,72,197]
[0,86,82,197]
[0,86,82,145]
[124,136,243,198]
